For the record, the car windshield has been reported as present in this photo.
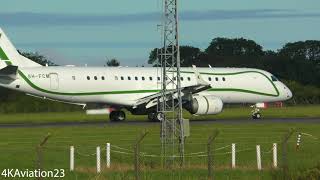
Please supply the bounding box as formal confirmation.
[271,75,278,82]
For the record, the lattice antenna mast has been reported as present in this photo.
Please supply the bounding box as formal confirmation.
[159,0,185,167]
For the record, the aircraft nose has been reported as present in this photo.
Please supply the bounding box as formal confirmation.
[287,88,293,99]
[281,83,292,100]
[283,85,292,99]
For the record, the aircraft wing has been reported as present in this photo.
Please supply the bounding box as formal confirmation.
[134,65,211,109]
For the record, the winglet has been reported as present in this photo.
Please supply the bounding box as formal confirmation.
[192,65,209,86]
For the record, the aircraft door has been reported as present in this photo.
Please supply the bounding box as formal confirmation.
[49,73,59,90]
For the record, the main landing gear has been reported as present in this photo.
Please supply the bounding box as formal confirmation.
[109,111,126,121]
[251,105,262,120]
[148,112,164,122]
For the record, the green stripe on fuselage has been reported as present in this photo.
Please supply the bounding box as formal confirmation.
[208,88,278,97]
[18,70,159,96]
[17,70,280,97]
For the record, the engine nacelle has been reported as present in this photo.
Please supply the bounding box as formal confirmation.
[187,96,223,115]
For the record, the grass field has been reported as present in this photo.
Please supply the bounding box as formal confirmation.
[0,123,319,179]
[0,105,319,124]
[0,106,319,179]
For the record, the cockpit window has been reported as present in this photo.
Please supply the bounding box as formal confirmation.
[271,75,278,82]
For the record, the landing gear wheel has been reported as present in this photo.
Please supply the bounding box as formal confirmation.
[109,111,126,122]
[155,112,164,121]
[251,105,262,120]
[148,112,156,122]
[252,112,262,120]
[147,112,164,122]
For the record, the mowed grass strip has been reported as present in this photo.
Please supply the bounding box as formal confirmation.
[0,122,319,179]
[0,105,319,124]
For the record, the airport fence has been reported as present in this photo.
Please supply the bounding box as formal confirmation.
[66,133,286,179]
[21,129,319,179]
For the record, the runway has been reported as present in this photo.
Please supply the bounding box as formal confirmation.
[0,118,319,128]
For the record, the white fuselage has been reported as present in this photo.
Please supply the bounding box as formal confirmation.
[1,66,292,107]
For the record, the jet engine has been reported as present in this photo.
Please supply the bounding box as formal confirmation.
[186,95,223,115]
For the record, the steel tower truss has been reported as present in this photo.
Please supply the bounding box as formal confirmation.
[159,0,185,168]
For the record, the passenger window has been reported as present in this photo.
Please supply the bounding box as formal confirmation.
[157,77,160,81]
[135,77,138,80]
[94,76,97,80]
[128,76,131,80]
[180,77,184,81]
[187,77,191,81]
[215,77,219,81]
[149,77,152,81]
[101,76,105,80]
[208,77,212,81]
[173,77,177,81]
[121,76,124,80]
[222,77,226,81]
[142,77,145,81]
[87,76,90,80]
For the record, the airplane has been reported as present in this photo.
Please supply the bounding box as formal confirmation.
[0,28,292,121]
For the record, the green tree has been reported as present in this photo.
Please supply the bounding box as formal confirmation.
[18,51,56,66]
[284,80,320,104]
[261,55,319,86]
[148,48,160,66]
[277,40,320,87]
[279,40,320,62]
[148,46,202,67]
[106,58,120,67]
[180,46,202,66]
[205,37,264,57]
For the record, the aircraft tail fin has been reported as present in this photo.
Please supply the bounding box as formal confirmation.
[0,28,41,69]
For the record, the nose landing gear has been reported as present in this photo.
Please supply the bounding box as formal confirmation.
[251,105,262,120]
[148,112,164,122]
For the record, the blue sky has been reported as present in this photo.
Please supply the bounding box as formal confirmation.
[1,0,320,66]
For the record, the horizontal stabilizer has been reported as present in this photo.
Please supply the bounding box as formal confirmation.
[0,65,18,80]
